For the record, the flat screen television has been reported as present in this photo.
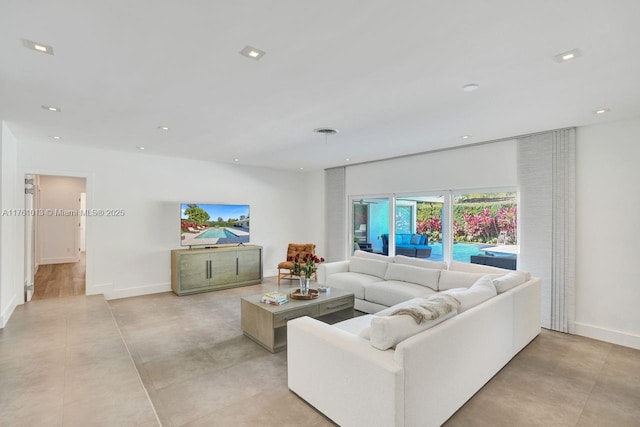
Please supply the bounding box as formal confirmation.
[180,203,250,247]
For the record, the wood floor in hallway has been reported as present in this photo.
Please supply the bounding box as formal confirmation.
[33,252,86,300]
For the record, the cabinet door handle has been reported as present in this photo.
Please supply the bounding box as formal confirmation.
[208,260,212,279]
[205,260,209,279]
[236,257,239,275]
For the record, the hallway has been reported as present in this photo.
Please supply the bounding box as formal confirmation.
[33,253,85,301]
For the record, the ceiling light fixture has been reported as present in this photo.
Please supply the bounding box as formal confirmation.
[239,46,266,60]
[52,136,61,140]
[234,158,239,162]
[299,167,304,171]
[41,105,61,112]
[554,48,581,63]
[462,83,479,92]
[314,127,339,145]
[461,135,472,139]
[593,108,610,115]
[345,158,351,162]
[22,39,54,55]
[158,126,170,131]
[137,146,145,150]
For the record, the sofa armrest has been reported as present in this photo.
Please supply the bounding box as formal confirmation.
[317,260,349,285]
[287,317,404,427]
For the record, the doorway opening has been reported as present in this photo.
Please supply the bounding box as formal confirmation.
[24,175,87,301]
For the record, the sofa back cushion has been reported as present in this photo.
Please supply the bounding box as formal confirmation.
[492,271,528,293]
[370,302,457,350]
[384,263,440,291]
[448,260,510,274]
[410,234,421,245]
[353,250,392,263]
[438,269,504,291]
[442,275,497,313]
[394,255,447,270]
[349,257,389,279]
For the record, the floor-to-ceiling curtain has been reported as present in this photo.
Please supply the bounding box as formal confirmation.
[518,128,576,332]
[325,167,347,262]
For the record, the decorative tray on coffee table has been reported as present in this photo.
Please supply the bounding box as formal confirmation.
[289,289,319,300]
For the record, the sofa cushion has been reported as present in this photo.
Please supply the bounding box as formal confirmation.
[349,257,389,279]
[442,275,497,313]
[492,271,528,293]
[448,260,510,274]
[383,263,440,290]
[394,255,447,270]
[333,314,374,338]
[410,234,421,245]
[369,300,457,350]
[366,280,436,307]
[326,272,383,299]
[438,269,504,291]
[353,250,392,262]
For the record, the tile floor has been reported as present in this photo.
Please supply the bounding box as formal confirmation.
[0,295,158,426]
[1,277,639,426]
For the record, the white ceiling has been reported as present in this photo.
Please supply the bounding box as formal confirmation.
[1,1,639,171]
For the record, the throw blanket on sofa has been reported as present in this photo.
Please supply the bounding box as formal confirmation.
[390,294,460,324]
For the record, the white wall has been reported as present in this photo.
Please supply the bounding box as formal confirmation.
[346,140,518,195]
[575,116,640,349]
[12,136,318,301]
[0,122,19,327]
[38,175,86,264]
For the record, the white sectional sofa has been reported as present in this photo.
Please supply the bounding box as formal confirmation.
[288,251,541,427]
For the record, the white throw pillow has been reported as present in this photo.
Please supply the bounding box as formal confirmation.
[370,309,456,350]
[353,250,392,262]
[349,257,389,279]
[393,255,447,270]
[438,269,504,290]
[492,271,528,293]
[383,263,440,291]
[448,260,511,274]
[442,275,496,313]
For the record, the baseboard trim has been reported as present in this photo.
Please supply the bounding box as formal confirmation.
[40,256,79,265]
[0,294,18,328]
[104,282,171,300]
[574,321,640,350]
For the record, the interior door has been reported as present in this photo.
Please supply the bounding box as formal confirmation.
[24,174,35,301]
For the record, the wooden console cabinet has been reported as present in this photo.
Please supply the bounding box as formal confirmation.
[171,245,262,295]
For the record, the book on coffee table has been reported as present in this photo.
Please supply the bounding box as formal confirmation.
[261,291,289,306]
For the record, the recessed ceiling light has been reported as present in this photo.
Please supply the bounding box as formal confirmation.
[137,146,145,150]
[239,46,266,60]
[22,39,54,55]
[234,158,239,162]
[158,126,170,131]
[345,158,351,161]
[52,136,61,140]
[462,83,479,92]
[554,48,581,63]
[299,167,304,171]
[41,105,61,112]
[461,135,472,139]
[593,108,611,115]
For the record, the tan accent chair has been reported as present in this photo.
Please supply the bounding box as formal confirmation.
[278,243,316,285]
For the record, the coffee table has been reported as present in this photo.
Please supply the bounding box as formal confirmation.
[241,288,354,353]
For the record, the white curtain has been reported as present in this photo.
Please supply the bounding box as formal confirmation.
[518,128,576,332]
[325,167,347,262]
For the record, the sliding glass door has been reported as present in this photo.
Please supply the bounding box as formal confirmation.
[394,195,445,261]
[351,197,390,255]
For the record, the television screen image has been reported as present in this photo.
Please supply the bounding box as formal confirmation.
[180,203,250,247]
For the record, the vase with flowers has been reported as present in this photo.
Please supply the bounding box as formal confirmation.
[288,253,325,296]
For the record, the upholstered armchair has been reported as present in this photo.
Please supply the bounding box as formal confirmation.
[277,243,316,285]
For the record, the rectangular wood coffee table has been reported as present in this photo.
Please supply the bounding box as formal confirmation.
[241,288,354,353]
